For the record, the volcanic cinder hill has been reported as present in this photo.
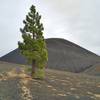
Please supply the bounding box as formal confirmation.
[0,38,100,73]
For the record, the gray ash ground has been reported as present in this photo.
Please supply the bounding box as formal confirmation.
[0,78,21,100]
[0,61,100,100]
[28,69,100,100]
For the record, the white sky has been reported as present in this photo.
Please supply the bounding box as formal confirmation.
[0,0,100,57]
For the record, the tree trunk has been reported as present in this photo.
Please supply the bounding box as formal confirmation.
[31,60,45,79]
[31,60,35,77]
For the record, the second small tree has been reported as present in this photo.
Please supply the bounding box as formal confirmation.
[18,5,48,79]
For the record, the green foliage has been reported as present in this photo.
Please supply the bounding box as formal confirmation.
[26,67,32,73]
[18,5,48,70]
[32,68,45,79]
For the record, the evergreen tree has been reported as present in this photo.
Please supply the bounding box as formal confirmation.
[18,5,48,79]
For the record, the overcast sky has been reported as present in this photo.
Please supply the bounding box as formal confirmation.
[0,0,100,57]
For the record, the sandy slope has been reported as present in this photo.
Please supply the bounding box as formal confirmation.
[0,61,100,100]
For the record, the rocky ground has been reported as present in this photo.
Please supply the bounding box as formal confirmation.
[0,61,100,100]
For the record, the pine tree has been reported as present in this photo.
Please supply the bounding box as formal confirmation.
[18,5,48,79]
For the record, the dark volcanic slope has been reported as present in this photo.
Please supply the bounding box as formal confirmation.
[84,63,100,76]
[0,38,100,72]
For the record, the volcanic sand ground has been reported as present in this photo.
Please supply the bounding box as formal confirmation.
[0,61,100,100]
